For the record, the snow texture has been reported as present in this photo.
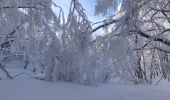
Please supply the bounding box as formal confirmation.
[0,78,170,100]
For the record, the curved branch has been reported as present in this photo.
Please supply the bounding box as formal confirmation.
[92,19,119,33]
[91,18,170,47]
[136,30,170,46]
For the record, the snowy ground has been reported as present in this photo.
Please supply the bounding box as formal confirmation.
[1,79,170,100]
[1,68,170,100]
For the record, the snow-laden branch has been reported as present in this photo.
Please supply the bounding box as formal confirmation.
[1,6,39,9]
[0,25,20,48]
[92,19,119,33]
[135,30,170,46]
[91,18,170,47]
[150,7,170,12]
[0,1,49,10]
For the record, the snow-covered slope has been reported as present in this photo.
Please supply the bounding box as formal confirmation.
[0,78,170,100]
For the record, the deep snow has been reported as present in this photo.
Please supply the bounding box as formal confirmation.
[0,78,170,100]
[0,68,170,100]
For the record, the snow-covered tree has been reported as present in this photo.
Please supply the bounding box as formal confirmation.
[0,0,53,78]
[1,0,170,85]
[94,0,170,83]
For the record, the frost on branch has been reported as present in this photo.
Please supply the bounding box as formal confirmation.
[94,0,170,84]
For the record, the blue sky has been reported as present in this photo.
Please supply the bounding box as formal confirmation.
[52,0,104,22]
[52,0,121,37]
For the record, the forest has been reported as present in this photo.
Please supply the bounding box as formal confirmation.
[0,0,170,100]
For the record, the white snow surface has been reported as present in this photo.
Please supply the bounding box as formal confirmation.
[0,68,170,100]
[0,79,170,100]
